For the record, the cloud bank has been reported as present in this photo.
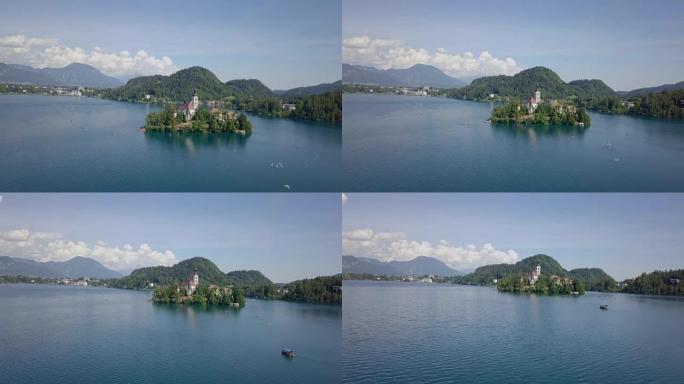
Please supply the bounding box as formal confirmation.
[342,228,519,271]
[0,33,177,77]
[0,228,177,272]
[343,35,521,78]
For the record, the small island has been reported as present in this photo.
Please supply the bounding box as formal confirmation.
[143,90,252,134]
[496,264,586,295]
[152,272,246,308]
[490,90,591,126]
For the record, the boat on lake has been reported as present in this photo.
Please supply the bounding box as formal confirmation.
[282,349,295,358]
[600,304,608,310]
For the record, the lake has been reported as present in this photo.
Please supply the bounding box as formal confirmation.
[343,93,684,191]
[0,95,341,191]
[342,280,684,383]
[0,284,340,384]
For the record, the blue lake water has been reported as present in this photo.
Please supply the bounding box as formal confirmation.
[0,284,340,384]
[0,95,341,191]
[343,280,684,383]
[342,93,684,191]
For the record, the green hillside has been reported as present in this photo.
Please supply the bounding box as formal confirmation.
[109,257,272,290]
[621,270,684,296]
[102,66,274,102]
[281,275,342,304]
[568,268,617,292]
[444,67,616,101]
[453,254,569,285]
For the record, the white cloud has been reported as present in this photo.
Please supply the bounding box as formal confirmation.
[0,228,177,272]
[342,228,519,271]
[341,193,349,205]
[343,35,521,78]
[0,33,177,77]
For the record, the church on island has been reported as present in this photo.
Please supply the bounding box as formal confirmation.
[181,272,199,295]
[180,90,200,121]
[528,264,541,285]
[526,90,542,113]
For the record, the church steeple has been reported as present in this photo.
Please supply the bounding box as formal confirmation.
[192,88,199,110]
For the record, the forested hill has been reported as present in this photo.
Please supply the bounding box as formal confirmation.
[444,66,616,101]
[451,254,616,292]
[108,257,272,290]
[281,275,342,304]
[275,80,342,100]
[620,270,684,296]
[102,66,274,102]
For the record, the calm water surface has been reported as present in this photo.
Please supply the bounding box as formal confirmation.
[343,281,684,383]
[0,284,340,384]
[343,93,684,191]
[0,95,341,191]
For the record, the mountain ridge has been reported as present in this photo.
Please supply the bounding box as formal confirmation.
[343,63,464,88]
[342,255,461,276]
[0,62,122,88]
[0,256,122,279]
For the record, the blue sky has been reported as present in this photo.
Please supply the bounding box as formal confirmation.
[342,193,684,280]
[343,0,684,90]
[0,0,341,89]
[0,194,341,283]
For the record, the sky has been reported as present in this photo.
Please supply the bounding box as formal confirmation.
[0,0,341,89]
[0,193,341,283]
[343,0,684,90]
[342,193,684,281]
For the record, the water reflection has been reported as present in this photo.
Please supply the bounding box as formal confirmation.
[143,131,250,153]
[491,122,588,141]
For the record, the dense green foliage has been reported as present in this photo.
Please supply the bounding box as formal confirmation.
[619,80,684,99]
[153,284,246,307]
[584,89,684,118]
[491,100,590,125]
[102,67,273,102]
[444,67,616,101]
[108,257,272,291]
[237,98,289,117]
[236,91,341,122]
[620,270,684,296]
[281,275,342,304]
[290,91,342,122]
[568,268,617,292]
[448,255,570,285]
[441,66,684,119]
[144,106,252,133]
[277,81,341,100]
[497,275,586,295]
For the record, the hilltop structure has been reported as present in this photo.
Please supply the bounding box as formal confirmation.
[180,89,200,121]
[526,90,542,113]
[528,264,541,285]
[181,273,199,295]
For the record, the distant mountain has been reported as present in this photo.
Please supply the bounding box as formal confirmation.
[0,62,122,88]
[618,80,684,99]
[343,255,461,276]
[0,256,122,279]
[110,257,272,289]
[274,80,342,99]
[452,254,616,292]
[103,66,274,102]
[343,63,464,88]
[446,66,617,100]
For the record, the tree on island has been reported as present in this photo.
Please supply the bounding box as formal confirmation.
[144,105,252,134]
